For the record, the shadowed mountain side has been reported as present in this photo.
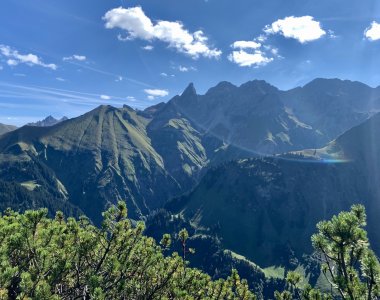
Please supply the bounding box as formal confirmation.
[166,113,380,267]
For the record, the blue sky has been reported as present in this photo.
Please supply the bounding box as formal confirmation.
[1,0,380,126]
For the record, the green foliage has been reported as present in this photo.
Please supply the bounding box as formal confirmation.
[0,202,256,299]
[312,204,380,300]
[275,205,380,300]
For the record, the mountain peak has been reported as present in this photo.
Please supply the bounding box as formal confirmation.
[239,80,278,94]
[206,81,237,96]
[181,83,197,97]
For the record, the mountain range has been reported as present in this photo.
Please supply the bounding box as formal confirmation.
[1,78,380,271]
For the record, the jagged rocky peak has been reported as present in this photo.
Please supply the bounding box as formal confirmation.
[27,115,69,127]
[181,82,197,97]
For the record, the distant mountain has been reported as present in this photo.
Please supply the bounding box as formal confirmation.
[167,113,380,267]
[0,123,17,136]
[27,115,68,127]
[166,81,324,155]
[282,78,380,140]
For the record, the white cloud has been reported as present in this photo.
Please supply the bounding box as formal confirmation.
[7,59,18,66]
[179,66,189,72]
[142,45,154,51]
[0,65,3,70]
[328,30,338,39]
[126,96,136,101]
[365,21,380,41]
[103,6,221,59]
[100,94,111,100]
[228,50,273,67]
[232,41,261,49]
[144,88,169,100]
[264,16,326,43]
[178,65,197,72]
[160,72,168,77]
[228,40,273,67]
[63,54,87,61]
[56,77,66,82]
[0,45,57,70]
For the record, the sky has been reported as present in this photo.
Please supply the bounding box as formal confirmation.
[0,0,380,126]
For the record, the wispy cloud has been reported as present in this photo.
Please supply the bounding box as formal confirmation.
[100,94,111,100]
[56,77,66,82]
[142,45,154,51]
[63,54,87,61]
[178,65,197,72]
[0,82,147,109]
[0,44,57,70]
[63,59,154,88]
[103,6,222,59]
[126,96,136,102]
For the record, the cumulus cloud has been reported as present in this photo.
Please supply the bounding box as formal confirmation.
[144,88,169,100]
[365,21,380,41]
[63,55,87,61]
[0,44,57,70]
[228,40,274,67]
[100,94,111,100]
[228,16,326,67]
[103,6,221,59]
[264,16,326,43]
[228,49,273,67]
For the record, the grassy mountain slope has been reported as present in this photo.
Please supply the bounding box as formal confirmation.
[0,105,180,222]
[0,123,17,136]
